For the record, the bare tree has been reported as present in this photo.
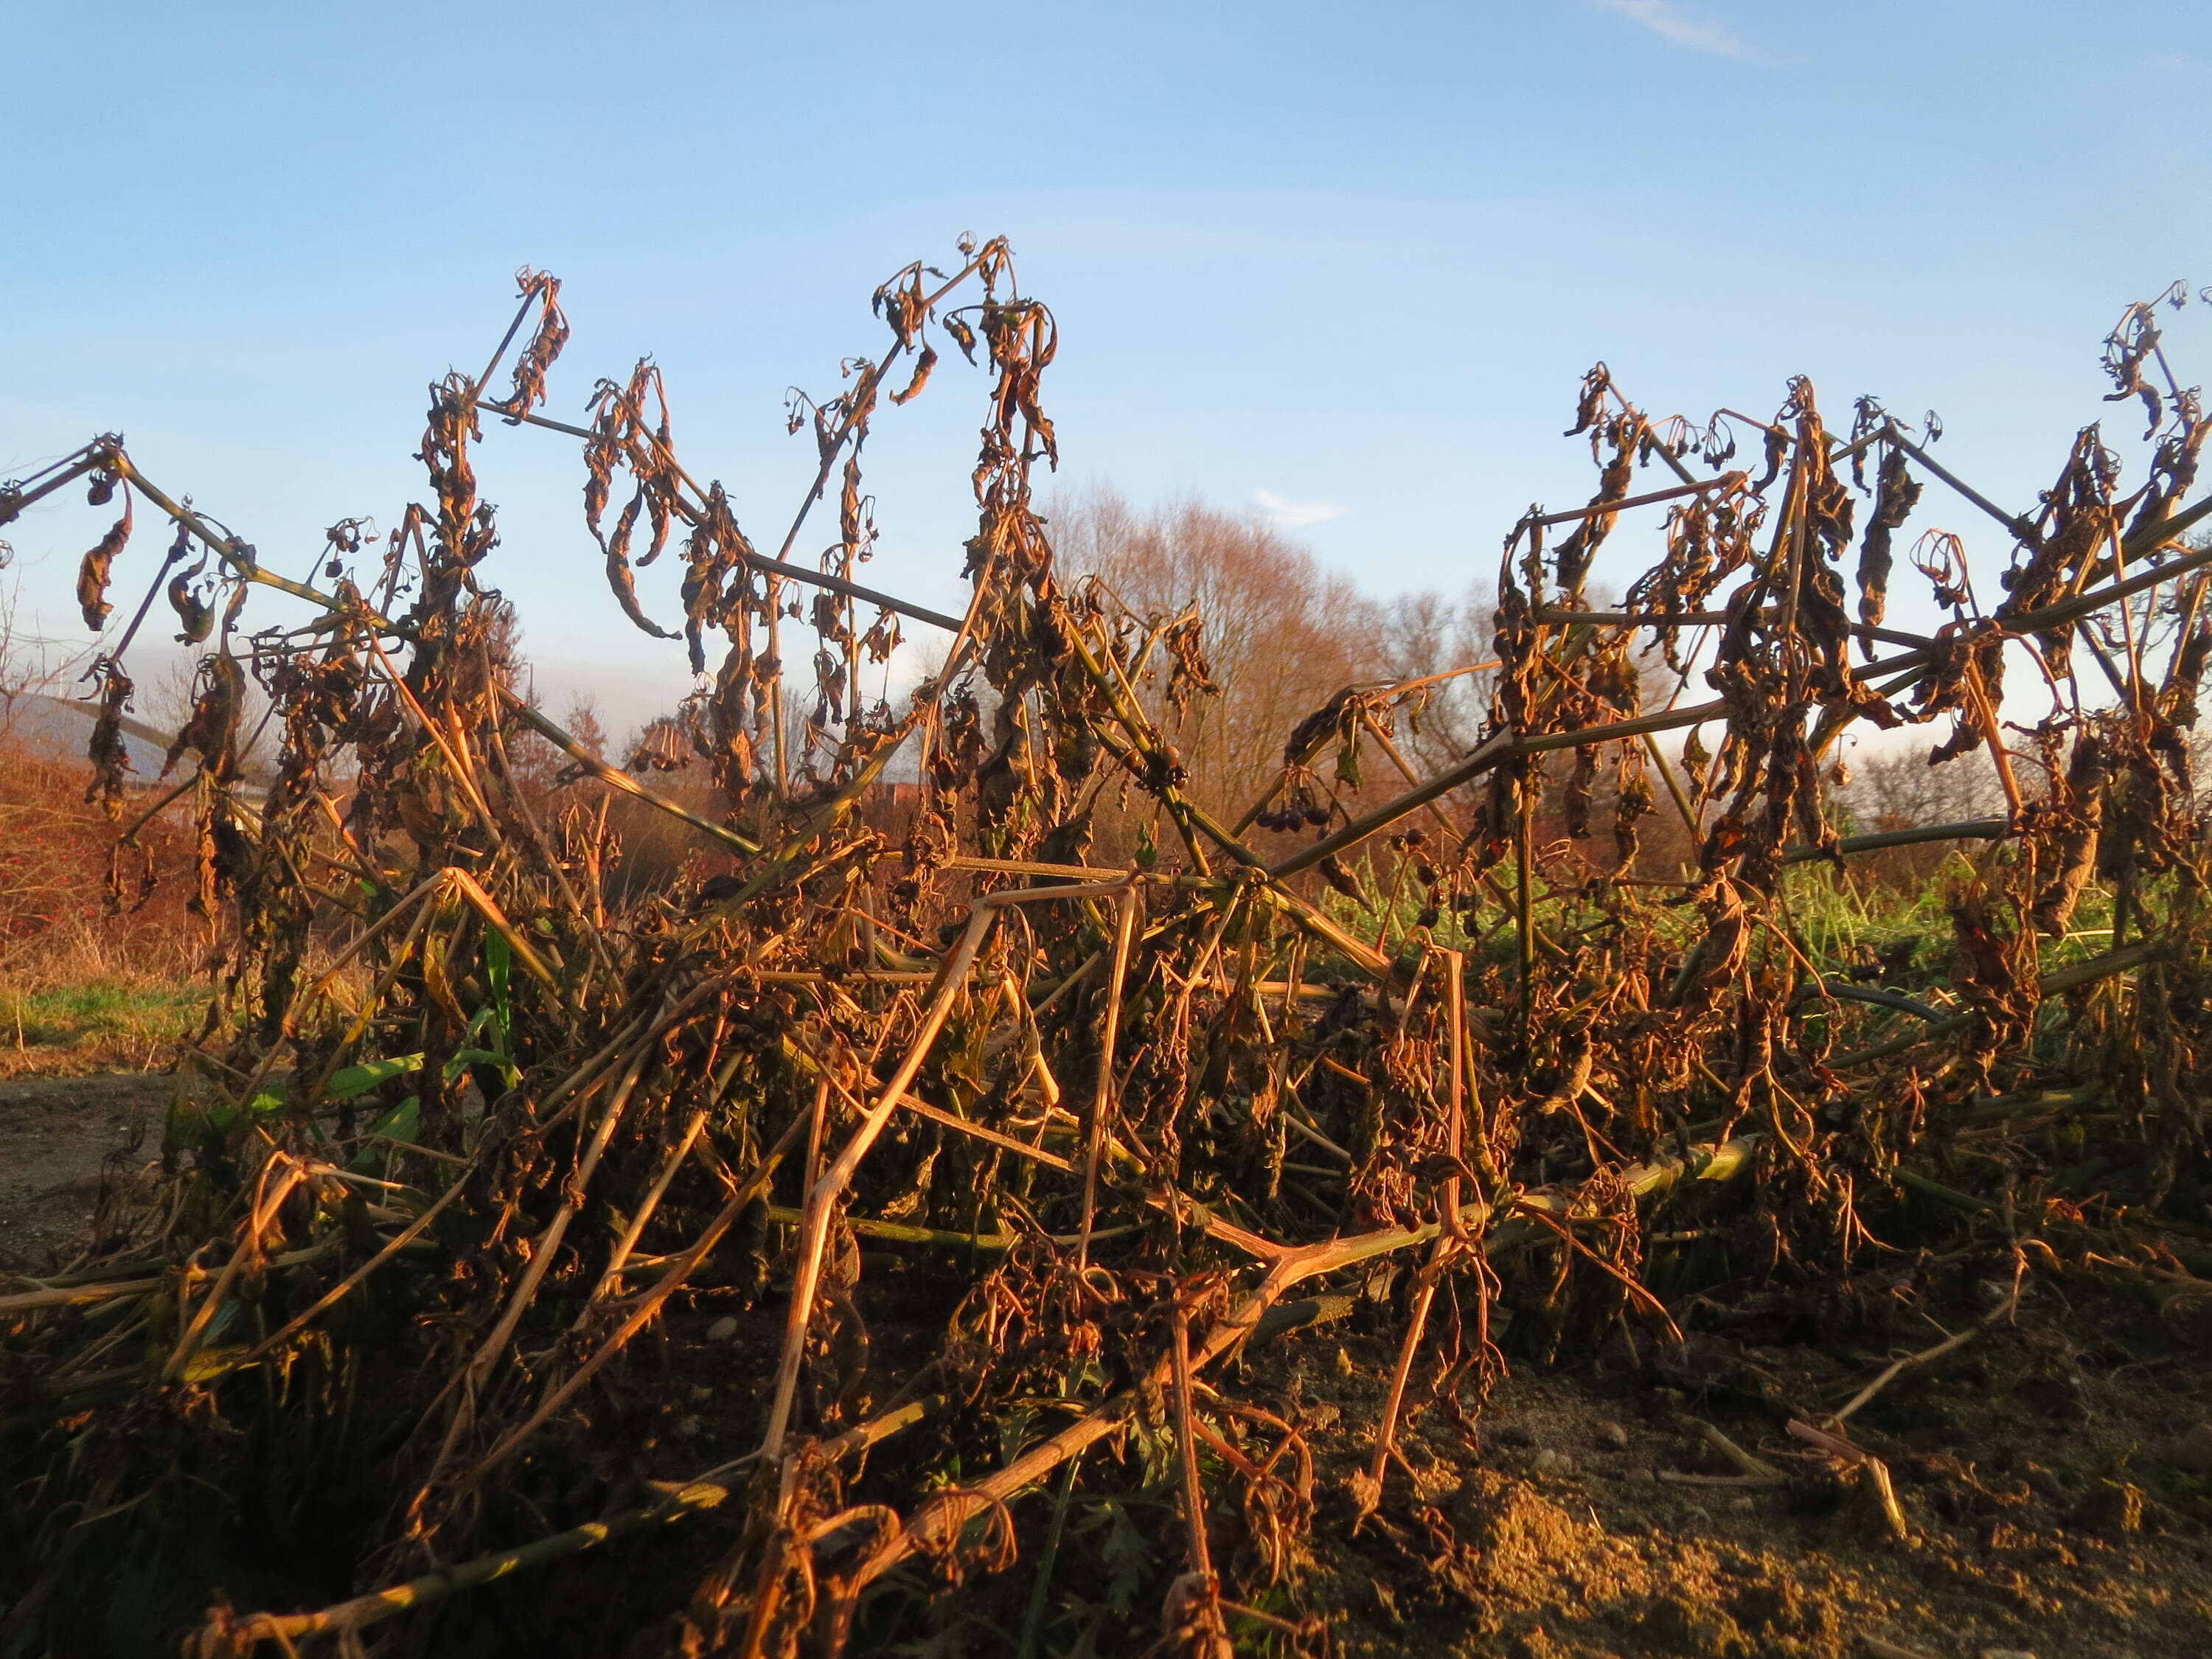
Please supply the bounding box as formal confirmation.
[1837,740,2008,835]
[1375,581,1496,773]
[1054,487,1388,817]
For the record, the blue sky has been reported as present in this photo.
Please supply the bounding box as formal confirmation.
[4,1,2209,737]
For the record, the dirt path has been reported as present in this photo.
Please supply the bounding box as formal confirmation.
[0,1071,167,1273]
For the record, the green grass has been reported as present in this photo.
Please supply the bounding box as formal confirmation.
[0,978,204,1076]
[1327,843,2138,1009]
[1781,855,2125,984]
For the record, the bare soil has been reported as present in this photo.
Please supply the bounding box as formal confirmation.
[642,1242,2212,1659]
[1252,1300,2212,1659]
[0,1071,166,1273]
[7,1077,2212,1658]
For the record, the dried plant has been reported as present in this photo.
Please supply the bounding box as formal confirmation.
[5,249,2212,1659]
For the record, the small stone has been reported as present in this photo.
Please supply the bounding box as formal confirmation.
[1531,1448,1573,1476]
[673,1414,701,1439]
[1727,1495,1755,1513]
[1494,1422,1537,1447]
[1630,1466,1660,1485]
[2166,1422,2212,1474]
[1977,1649,2039,1659]
[1596,1421,1630,1450]
[705,1315,740,1342]
[1334,1346,1356,1377]
[1298,1398,1342,1432]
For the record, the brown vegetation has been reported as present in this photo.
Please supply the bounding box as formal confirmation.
[4,249,2212,1659]
[0,695,204,1075]
[1052,488,1499,854]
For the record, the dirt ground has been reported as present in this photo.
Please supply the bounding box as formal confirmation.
[0,1071,166,1273]
[1251,1304,2212,1659]
[7,1078,2212,1658]
[613,1234,2212,1659]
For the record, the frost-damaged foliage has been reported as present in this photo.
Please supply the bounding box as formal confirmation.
[8,257,2212,1659]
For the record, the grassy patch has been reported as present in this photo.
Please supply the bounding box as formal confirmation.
[0,978,203,1077]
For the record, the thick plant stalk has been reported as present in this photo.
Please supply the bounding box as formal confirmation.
[1077,881,1142,1269]
[758,881,1133,1463]
[1,1242,342,1318]
[361,633,501,836]
[1270,526,2212,885]
[1787,1419,1911,1542]
[1360,1250,1443,1513]
[1832,1293,2017,1424]
[1166,1305,1233,1658]
[161,1159,310,1382]
[195,1479,740,1657]
[203,1175,473,1382]
[1442,949,1470,1217]
[111,451,765,859]
[464,1103,815,1489]
[780,1034,1075,1169]
[1527,470,1747,526]
[442,867,566,996]
[585,1106,709,1306]
[1780,818,2008,864]
[1829,941,2165,1068]
[413,1042,655,1495]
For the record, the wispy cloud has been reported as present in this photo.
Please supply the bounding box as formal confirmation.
[1594,0,1756,60]
[1254,490,1344,528]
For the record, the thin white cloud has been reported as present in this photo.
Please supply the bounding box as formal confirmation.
[1594,0,1756,60]
[1254,490,1344,528]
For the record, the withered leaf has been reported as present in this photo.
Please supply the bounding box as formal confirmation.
[77,490,133,630]
[165,651,246,781]
[83,661,136,818]
[168,552,214,644]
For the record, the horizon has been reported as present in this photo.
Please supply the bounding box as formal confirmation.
[6,1,2210,748]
